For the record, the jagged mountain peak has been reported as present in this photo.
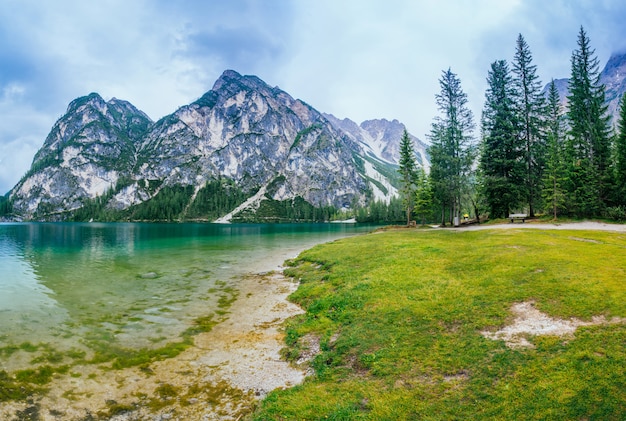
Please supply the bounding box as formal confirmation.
[190,70,295,111]
[604,51,626,74]
[64,92,152,125]
[361,118,402,129]
[108,97,153,121]
[211,69,276,98]
[141,70,356,203]
[323,113,428,168]
[360,118,408,147]
[212,69,249,91]
[10,89,155,217]
[184,70,317,133]
[66,92,106,113]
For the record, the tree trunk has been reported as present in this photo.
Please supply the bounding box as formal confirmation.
[470,196,480,224]
[440,205,446,226]
[527,133,535,218]
[553,177,557,220]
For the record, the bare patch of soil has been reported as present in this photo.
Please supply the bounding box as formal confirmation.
[295,334,321,368]
[568,236,603,243]
[481,301,625,349]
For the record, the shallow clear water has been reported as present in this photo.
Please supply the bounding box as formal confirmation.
[0,222,374,367]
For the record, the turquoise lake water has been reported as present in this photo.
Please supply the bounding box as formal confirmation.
[0,222,374,369]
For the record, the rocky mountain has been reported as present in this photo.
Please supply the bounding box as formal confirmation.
[601,51,626,118]
[9,94,152,216]
[8,70,425,222]
[322,114,429,170]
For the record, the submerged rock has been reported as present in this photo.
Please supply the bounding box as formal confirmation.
[139,272,159,279]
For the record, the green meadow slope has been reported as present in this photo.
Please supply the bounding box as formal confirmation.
[253,227,625,420]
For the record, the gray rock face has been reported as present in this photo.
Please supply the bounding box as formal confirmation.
[9,70,426,221]
[10,93,152,217]
[323,113,429,169]
[139,70,368,208]
[601,51,626,119]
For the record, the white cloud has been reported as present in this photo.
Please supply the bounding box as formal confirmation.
[0,83,50,195]
[2,83,26,100]
[0,136,40,195]
[276,0,525,138]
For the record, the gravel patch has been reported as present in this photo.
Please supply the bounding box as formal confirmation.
[458,221,626,232]
[194,272,306,399]
[482,301,625,349]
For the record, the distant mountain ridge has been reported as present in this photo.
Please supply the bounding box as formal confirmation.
[8,70,427,221]
[322,114,429,170]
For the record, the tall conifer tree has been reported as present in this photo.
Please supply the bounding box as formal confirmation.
[427,68,475,226]
[542,80,567,219]
[614,93,626,206]
[414,167,433,225]
[566,26,611,216]
[398,129,419,226]
[512,34,545,217]
[480,60,525,218]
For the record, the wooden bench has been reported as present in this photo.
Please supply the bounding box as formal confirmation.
[509,213,527,223]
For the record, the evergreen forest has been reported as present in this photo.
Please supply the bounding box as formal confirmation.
[388,27,626,225]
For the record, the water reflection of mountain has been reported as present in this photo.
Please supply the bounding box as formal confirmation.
[0,229,68,344]
[13,223,218,349]
[1,222,373,351]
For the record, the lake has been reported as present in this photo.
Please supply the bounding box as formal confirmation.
[0,222,375,372]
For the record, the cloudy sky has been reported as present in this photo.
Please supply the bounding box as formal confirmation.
[1,0,626,194]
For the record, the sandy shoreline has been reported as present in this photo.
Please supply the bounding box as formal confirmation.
[0,270,309,420]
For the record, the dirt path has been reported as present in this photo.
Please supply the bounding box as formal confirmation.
[455,220,626,232]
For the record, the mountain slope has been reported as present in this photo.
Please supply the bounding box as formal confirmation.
[323,113,429,169]
[602,51,626,118]
[141,71,367,207]
[9,71,426,222]
[10,93,152,217]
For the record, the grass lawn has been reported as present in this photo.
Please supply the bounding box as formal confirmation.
[251,227,626,420]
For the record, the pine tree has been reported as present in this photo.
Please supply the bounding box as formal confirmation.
[614,93,626,205]
[512,34,546,217]
[0,195,12,217]
[414,167,433,225]
[427,68,476,226]
[566,26,611,217]
[542,80,567,219]
[398,129,419,226]
[479,60,525,219]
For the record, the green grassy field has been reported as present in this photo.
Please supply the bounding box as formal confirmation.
[251,227,625,420]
